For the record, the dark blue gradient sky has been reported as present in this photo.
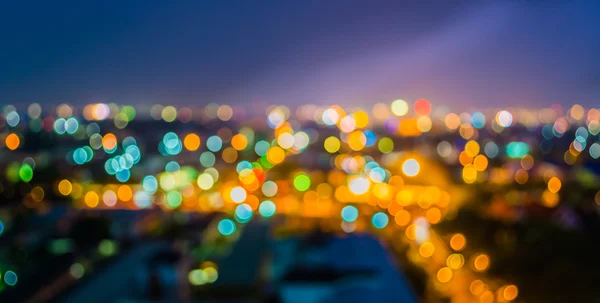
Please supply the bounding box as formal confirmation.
[1,1,599,109]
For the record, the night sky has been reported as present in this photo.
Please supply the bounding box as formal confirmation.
[1,0,599,109]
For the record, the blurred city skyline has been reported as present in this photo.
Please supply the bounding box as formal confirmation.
[1,0,600,109]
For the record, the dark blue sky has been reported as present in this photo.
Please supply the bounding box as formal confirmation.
[1,1,599,109]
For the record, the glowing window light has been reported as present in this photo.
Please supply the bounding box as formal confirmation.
[199,151,216,167]
[230,186,247,203]
[259,200,276,217]
[371,212,389,229]
[293,173,311,191]
[402,159,420,177]
[206,136,223,152]
[217,219,236,236]
[346,176,368,195]
[5,133,20,150]
[341,205,359,222]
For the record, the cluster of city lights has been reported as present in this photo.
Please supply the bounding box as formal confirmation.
[3,99,600,301]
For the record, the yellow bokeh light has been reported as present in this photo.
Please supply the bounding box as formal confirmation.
[183,133,201,151]
[5,133,20,150]
[102,133,117,150]
[503,285,519,301]
[450,233,466,251]
[473,254,490,271]
[324,136,341,153]
[395,210,411,226]
[542,190,559,207]
[425,207,441,224]
[352,110,369,128]
[465,140,480,157]
[547,177,562,193]
[419,241,435,258]
[231,134,248,150]
[470,280,485,295]
[347,130,366,151]
[85,191,100,208]
[447,254,465,270]
[473,155,488,171]
[58,179,73,196]
[267,146,286,164]
[436,267,452,283]
[117,185,132,201]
